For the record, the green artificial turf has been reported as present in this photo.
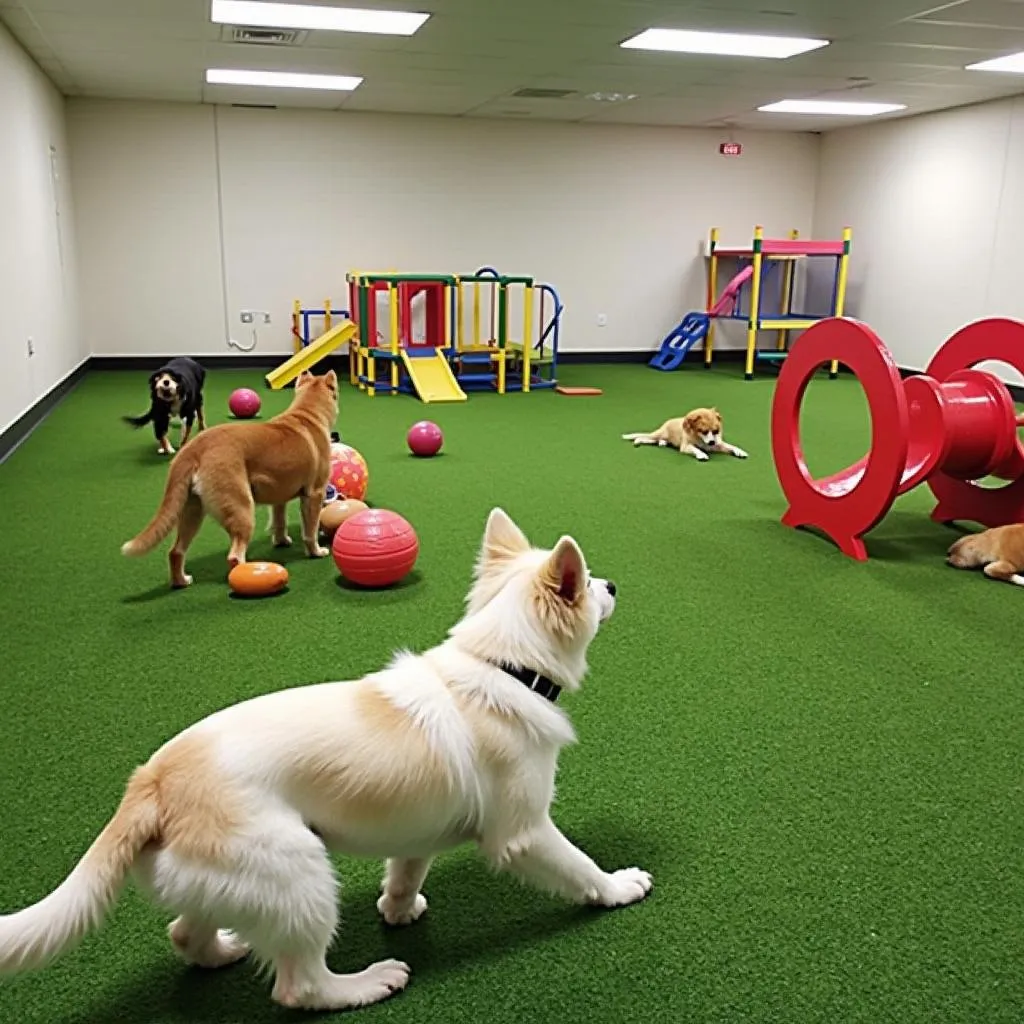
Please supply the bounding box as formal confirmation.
[0,363,1021,1024]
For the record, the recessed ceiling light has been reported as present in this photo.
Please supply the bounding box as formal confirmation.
[210,1,429,36]
[585,92,639,102]
[966,52,1024,73]
[758,99,906,115]
[620,28,828,59]
[205,68,363,90]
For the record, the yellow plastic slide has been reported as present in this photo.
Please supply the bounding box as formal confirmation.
[265,319,358,390]
[400,349,467,403]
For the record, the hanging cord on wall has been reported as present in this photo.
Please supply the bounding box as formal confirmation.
[227,329,258,352]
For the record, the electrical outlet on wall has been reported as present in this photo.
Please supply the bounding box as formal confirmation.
[597,313,608,327]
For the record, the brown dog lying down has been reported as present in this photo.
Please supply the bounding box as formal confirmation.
[122,370,338,588]
[621,407,748,462]
[947,524,1024,585]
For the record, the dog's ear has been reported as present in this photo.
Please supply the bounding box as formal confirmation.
[539,536,587,604]
[295,370,312,388]
[325,369,338,387]
[481,507,530,563]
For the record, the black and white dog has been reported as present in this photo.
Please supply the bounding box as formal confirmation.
[123,357,207,455]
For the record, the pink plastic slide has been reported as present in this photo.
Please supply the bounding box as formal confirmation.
[709,265,754,316]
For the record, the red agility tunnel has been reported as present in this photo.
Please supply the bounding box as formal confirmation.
[771,317,1024,560]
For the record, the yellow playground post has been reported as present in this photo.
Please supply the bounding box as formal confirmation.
[703,224,853,379]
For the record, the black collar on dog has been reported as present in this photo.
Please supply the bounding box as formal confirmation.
[496,663,562,703]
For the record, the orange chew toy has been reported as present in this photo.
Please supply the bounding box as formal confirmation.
[227,561,289,597]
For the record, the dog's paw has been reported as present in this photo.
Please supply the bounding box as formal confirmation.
[171,574,193,589]
[273,534,294,548]
[377,892,428,926]
[308,545,330,559]
[693,450,710,462]
[158,445,175,455]
[595,867,653,908]
[732,446,749,459]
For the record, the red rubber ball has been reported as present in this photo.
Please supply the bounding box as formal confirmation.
[407,420,443,457]
[331,508,419,587]
[229,388,261,418]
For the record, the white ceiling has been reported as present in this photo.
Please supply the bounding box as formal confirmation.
[3,0,1024,131]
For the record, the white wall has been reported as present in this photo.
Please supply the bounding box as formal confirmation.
[0,21,81,435]
[67,101,227,361]
[68,98,821,358]
[814,95,1024,377]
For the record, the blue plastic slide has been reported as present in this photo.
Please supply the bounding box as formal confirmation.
[648,312,710,371]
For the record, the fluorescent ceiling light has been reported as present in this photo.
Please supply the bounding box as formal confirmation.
[965,52,1024,73]
[210,1,429,35]
[620,28,828,59]
[205,68,363,90]
[758,99,906,116]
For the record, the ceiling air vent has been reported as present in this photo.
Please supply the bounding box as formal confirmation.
[221,25,309,46]
[511,87,576,99]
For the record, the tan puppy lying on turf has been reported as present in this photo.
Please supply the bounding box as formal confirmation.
[947,524,1024,585]
[622,407,748,462]
[122,369,338,588]
[0,508,651,1013]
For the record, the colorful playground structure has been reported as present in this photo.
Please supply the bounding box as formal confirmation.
[650,225,852,380]
[267,267,562,401]
[771,315,1024,561]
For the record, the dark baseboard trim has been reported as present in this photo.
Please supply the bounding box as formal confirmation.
[558,349,748,365]
[4,354,1021,469]
[0,359,91,465]
[92,350,753,370]
[92,354,288,370]
[91,353,352,382]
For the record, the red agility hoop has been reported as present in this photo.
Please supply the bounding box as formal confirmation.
[771,317,1024,560]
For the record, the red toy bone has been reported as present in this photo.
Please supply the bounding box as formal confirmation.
[771,316,1024,560]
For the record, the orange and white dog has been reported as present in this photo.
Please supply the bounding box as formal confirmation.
[621,407,748,462]
[0,509,651,1012]
[947,524,1024,585]
[121,369,338,588]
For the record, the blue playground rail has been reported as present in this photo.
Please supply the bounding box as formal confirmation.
[648,312,710,371]
[536,282,563,386]
[297,308,351,347]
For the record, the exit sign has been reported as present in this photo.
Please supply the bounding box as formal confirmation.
[719,142,742,156]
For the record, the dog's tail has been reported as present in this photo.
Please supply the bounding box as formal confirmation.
[621,432,644,440]
[0,765,159,974]
[121,448,199,557]
[122,411,153,429]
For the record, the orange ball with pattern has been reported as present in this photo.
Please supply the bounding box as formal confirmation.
[329,444,369,501]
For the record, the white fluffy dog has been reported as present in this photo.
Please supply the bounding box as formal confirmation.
[0,509,651,1012]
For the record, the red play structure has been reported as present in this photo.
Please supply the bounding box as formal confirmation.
[771,316,1024,560]
[347,277,447,348]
